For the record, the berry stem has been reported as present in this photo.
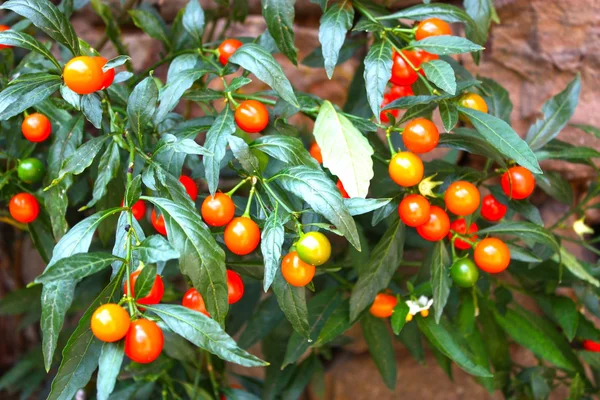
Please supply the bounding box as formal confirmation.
[124,130,137,317]
[385,128,396,156]
[225,176,251,197]
[242,177,257,218]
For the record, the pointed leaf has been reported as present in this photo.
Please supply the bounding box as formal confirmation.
[97,342,124,400]
[272,268,310,338]
[422,59,456,94]
[41,281,76,372]
[362,314,397,389]
[84,141,120,209]
[261,208,285,291]
[127,76,158,135]
[0,30,61,71]
[182,0,205,44]
[261,0,297,64]
[411,36,484,55]
[364,39,392,122]
[391,301,410,335]
[0,73,62,120]
[318,0,354,78]
[133,235,180,265]
[430,241,451,323]
[251,135,320,168]
[202,107,236,196]
[37,253,121,284]
[133,264,158,300]
[553,247,600,287]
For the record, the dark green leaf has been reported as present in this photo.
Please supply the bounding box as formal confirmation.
[314,299,351,346]
[422,59,456,94]
[28,212,55,263]
[133,264,158,300]
[0,30,61,71]
[127,76,159,136]
[318,0,354,78]
[261,0,297,64]
[568,374,584,400]
[41,281,76,372]
[103,55,130,71]
[129,8,171,48]
[536,171,574,205]
[506,243,542,263]
[383,93,451,110]
[430,241,451,323]
[570,123,600,139]
[0,73,62,120]
[182,0,204,45]
[228,135,261,174]
[539,295,579,342]
[272,268,310,338]
[37,252,120,283]
[350,219,404,321]
[554,247,599,288]
[391,300,410,335]
[238,295,284,349]
[133,235,180,265]
[97,342,124,400]
[464,0,494,45]
[479,77,512,124]
[53,135,109,184]
[364,39,392,123]
[362,314,397,389]
[155,69,207,123]
[411,36,484,55]
[261,208,285,291]
[84,141,120,209]
[439,101,458,131]
[251,135,320,168]
[344,197,392,216]
[202,106,236,195]
[397,103,437,124]
[125,175,142,207]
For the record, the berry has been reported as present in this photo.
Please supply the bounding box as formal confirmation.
[224,217,260,255]
[151,209,167,235]
[182,288,210,317]
[448,219,478,250]
[501,166,535,200]
[91,304,130,342]
[227,270,244,304]
[218,39,243,65]
[131,200,147,221]
[179,175,198,201]
[9,193,39,223]
[445,181,480,216]
[450,259,479,288]
[458,92,488,123]
[389,84,414,99]
[17,158,45,183]
[398,194,431,227]
[474,238,510,274]
[93,56,115,90]
[403,118,440,154]
[582,340,600,352]
[201,193,235,227]
[234,100,269,133]
[309,142,323,164]
[380,93,400,123]
[125,319,164,364]
[22,113,51,143]
[124,270,165,306]
[63,56,104,95]
[296,231,331,266]
[416,206,450,241]
[481,195,507,222]
[281,251,316,287]
[388,151,424,187]
[336,180,350,199]
[415,18,452,41]
[390,51,419,86]
[369,293,398,318]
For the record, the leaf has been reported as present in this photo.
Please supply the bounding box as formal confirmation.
[272,268,310,338]
[0,29,61,71]
[350,219,405,321]
[229,43,299,106]
[155,133,211,157]
[364,39,392,123]
[251,135,320,168]
[133,235,180,264]
[36,252,121,284]
[526,74,581,150]
[554,247,600,287]
[536,171,574,205]
[314,100,374,198]
[228,135,261,174]
[155,69,207,123]
[539,295,579,342]
[41,281,76,372]
[1,0,80,56]
[132,264,157,300]
[422,59,456,94]
[112,212,145,276]
[411,36,484,55]
[568,374,584,400]
[142,197,228,324]
[313,300,351,346]
[417,317,493,377]
[318,0,354,78]
[276,166,360,249]
[90,0,127,55]
[103,55,130,71]
[238,295,285,349]
[125,175,142,207]
[391,301,410,335]
[570,123,600,139]
[362,314,397,389]
[84,141,120,209]
[261,0,297,64]
[261,208,285,292]
[479,77,513,124]
[344,197,392,216]
[97,342,124,400]
[383,93,451,110]
[477,221,560,254]
[182,0,205,45]
[430,241,451,323]
[129,8,171,49]
[53,135,110,184]
[438,129,505,165]
[127,76,159,136]
[0,73,62,120]
[148,304,267,366]
[398,103,437,124]
[458,107,542,174]
[202,107,236,196]
[439,101,458,131]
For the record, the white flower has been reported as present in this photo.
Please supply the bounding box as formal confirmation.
[405,296,433,321]
[573,217,594,239]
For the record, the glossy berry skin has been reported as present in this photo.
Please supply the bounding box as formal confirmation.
[224,217,260,255]
[445,181,481,216]
[0,26,11,49]
[227,270,244,304]
[124,270,165,306]
[474,238,510,274]
[369,293,398,319]
[296,231,331,266]
[218,38,243,65]
[416,206,450,242]
[151,209,167,235]
[415,18,452,41]
[389,84,414,98]
[63,56,104,94]
[131,200,147,221]
[583,340,600,352]
[309,142,323,164]
[235,100,269,133]
[398,194,431,227]
[17,158,45,183]
[481,195,507,222]
[182,288,210,317]
[448,219,478,250]
[125,319,164,364]
[409,49,439,75]
[9,193,39,223]
[389,152,424,187]
[179,175,198,201]
[458,92,488,123]
[450,258,479,288]
[501,166,535,200]
[403,118,440,154]
[336,180,350,199]
[201,193,235,227]
[91,304,131,342]
[380,93,400,123]
[22,113,51,142]
[93,56,115,90]
[281,251,316,287]
[390,51,418,86]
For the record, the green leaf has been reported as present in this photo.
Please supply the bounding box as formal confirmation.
[344,197,392,216]
[261,208,285,292]
[229,43,299,106]
[129,8,171,49]
[228,135,261,174]
[272,268,310,338]
[0,30,61,71]
[154,133,211,157]
[238,295,284,349]
[362,314,397,389]
[553,247,600,287]
[261,0,297,64]
[477,221,560,254]
[506,243,542,263]
[314,100,374,198]
[2,0,80,56]
[318,0,354,78]
[41,281,76,372]
[439,101,458,131]
[133,235,180,265]
[350,219,405,321]
[112,213,145,276]
[148,304,267,366]
[538,295,579,342]
[182,0,204,45]
[132,264,157,300]
[36,252,121,284]
[103,55,130,71]
[202,106,236,196]
[525,74,581,150]
[0,73,62,120]
[430,241,451,323]
[398,103,437,124]
[97,342,124,400]
[568,374,584,400]
[275,166,360,249]
[570,123,600,139]
[536,171,574,205]
[458,107,542,174]
[142,196,228,324]
[125,175,142,207]
[411,36,484,55]
[464,0,494,45]
[84,141,120,209]
[391,300,410,335]
[90,0,127,55]
[383,93,451,110]
[251,135,320,168]
[417,317,493,377]
[155,69,207,123]
[364,39,392,123]
[53,135,110,184]
[314,299,351,346]
[127,76,159,136]
[479,77,513,124]
[422,60,456,94]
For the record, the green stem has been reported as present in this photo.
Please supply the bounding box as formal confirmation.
[261,180,294,214]
[132,50,198,86]
[124,132,137,317]
[205,352,220,400]
[226,177,251,197]
[242,177,257,217]
[386,129,395,156]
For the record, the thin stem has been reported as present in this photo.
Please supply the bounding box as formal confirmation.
[225,177,251,197]
[95,0,140,52]
[205,353,220,400]
[386,129,395,156]
[124,132,137,317]
[242,177,257,217]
